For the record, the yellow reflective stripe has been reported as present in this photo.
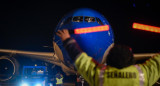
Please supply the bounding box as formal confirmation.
[99,67,105,86]
[135,65,144,86]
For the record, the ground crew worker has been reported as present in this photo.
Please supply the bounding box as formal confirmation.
[55,72,63,86]
[56,29,160,86]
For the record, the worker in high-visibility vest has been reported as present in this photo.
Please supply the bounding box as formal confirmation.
[56,72,63,86]
[56,29,160,86]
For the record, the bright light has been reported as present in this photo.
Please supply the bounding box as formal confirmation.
[22,83,29,86]
[132,22,160,33]
[74,25,109,34]
[35,83,42,86]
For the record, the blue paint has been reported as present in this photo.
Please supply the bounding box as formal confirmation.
[54,8,114,64]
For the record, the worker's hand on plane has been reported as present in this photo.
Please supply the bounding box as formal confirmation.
[56,29,71,41]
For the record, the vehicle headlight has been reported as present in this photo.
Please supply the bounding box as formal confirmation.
[35,83,42,86]
[21,83,29,86]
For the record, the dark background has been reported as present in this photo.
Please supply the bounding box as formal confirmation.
[0,0,160,53]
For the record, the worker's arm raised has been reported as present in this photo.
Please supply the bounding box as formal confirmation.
[56,29,98,86]
[140,54,160,86]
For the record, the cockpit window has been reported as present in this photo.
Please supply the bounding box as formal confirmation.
[72,16,83,22]
[96,17,103,25]
[63,17,72,25]
[85,17,96,22]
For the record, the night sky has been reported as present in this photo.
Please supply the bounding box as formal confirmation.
[0,0,160,53]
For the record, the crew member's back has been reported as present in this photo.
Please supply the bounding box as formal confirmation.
[56,29,160,86]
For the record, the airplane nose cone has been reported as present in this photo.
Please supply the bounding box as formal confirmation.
[54,8,114,63]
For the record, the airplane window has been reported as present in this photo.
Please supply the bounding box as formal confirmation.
[85,17,96,22]
[96,17,103,25]
[63,17,72,25]
[72,16,83,22]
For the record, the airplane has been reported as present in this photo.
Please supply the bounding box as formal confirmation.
[0,8,157,82]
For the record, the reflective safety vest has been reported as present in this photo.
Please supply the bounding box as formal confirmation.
[56,77,63,84]
[75,53,160,86]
